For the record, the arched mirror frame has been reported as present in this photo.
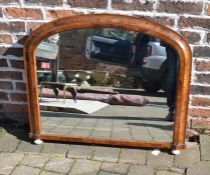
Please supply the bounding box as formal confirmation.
[24,14,192,151]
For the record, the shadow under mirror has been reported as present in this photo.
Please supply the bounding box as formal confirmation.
[36,27,179,142]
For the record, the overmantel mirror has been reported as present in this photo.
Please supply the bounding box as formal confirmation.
[24,14,192,153]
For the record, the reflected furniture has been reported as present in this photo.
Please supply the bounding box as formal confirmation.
[39,81,78,103]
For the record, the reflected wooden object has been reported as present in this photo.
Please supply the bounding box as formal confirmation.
[39,81,78,103]
[24,14,192,151]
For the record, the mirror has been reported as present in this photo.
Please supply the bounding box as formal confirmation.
[36,27,179,143]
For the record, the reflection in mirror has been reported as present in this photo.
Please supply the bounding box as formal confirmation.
[36,27,179,142]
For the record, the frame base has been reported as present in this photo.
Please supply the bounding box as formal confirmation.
[29,133,186,151]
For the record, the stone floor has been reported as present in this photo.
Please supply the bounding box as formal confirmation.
[41,96,173,142]
[0,128,210,175]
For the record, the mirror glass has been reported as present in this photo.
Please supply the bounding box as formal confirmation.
[36,27,179,142]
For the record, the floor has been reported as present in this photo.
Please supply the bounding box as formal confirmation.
[41,95,173,142]
[0,127,208,175]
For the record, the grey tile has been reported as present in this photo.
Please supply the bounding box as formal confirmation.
[16,141,42,153]
[60,119,82,126]
[96,121,112,126]
[41,171,64,175]
[152,137,172,142]
[81,118,96,123]
[93,125,112,132]
[21,154,49,168]
[112,127,130,132]
[67,145,94,159]
[130,131,151,136]
[186,161,210,175]
[70,129,92,137]
[111,133,132,140]
[101,162,129,174]
[50,126,73,134]
[132,135,153,141]
[0,134,20,152]
[200,135,210,161]
[41,142,69,155]
[90,131,111,138]
[44,157,74,173]
[119,149,147,164]
[98,171,119,175]
[78,122,96,127]
[0,153,24,175]
[147,151,174,168]
[175,143,200,168]
[42,125,56,133]
[128,165,154,175]
[130,127,148,132]
[12,166,40,175]
[69,159,101,175]
[93,146,120,162]
[156,171,182,175]
[44,119,63,125]
[74,125,94,130]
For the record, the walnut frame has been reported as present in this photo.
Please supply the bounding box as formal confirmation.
[24,14,192,150]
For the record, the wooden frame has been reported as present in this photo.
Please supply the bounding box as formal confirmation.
[24,14,192,151]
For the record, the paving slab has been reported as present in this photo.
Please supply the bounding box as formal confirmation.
[21,154,49,168]
[41,142,70,155]
[119,148,147,164]
[93,125,112,132]
[0,153,24,175]
[50,126,73,134]
[70,128,92,137]
[156,167,185,174]
[101,162,129,174]
[128,165,154,175]
[200,135,210,161]
[90,130,111,138]
[174,143,200,168]
[41,171,65,175]
[187,161,210,175]
[2,128,210,175]
[111,133,133,140]
[12,165,41,175]
[69,159,101,175]
[168,167,185,174]
[98,171,120,175]
[44,157,74,174]
[0,133,20,152]
[93,146,120,162]
[156,171,183,175]
[147,151,174,169]
[16,140,43,153]
[67,144,94,159]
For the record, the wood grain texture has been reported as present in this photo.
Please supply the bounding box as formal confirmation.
[40,133,172,149]
[24,14,192,150]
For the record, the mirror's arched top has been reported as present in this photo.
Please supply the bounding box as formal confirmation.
[25,14,191,64]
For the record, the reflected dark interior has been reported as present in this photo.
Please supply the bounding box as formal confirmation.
[36,28,179,142]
